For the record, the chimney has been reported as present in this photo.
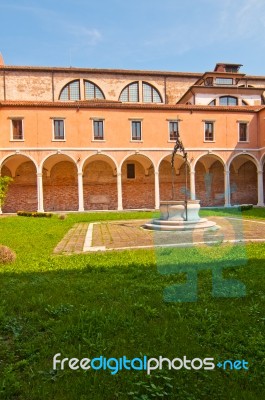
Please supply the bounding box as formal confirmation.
[0,52,5,67]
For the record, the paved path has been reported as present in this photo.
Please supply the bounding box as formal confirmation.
[53,223,89,254]
[53,217,265,254]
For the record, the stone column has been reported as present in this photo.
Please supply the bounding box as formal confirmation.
[37,172,44,212]
[257,170,264,207]
[78,172,84,212]
[154,170,160,209]
[224,169,231,207]
[117,171,123,210]
[190,170,196,200]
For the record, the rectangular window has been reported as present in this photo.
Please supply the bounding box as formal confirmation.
[239,122,248,142]
[204,122,214,141]
[53,119,65,140]
[93,120,104,140]
[215,78,233,85]
[169,121,179,141]
[131,121,142,141]
[127,163,135,179]
[11,119,23,140]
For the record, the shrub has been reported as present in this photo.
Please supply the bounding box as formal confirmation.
[0,176,13,208]
[0,245,16,264]
[17,211,53,218]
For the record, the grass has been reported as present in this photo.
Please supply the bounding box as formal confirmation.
[0,209,264,399]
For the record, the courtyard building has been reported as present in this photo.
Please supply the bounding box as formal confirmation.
[0,56,265,213]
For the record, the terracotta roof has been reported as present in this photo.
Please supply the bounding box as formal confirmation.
[1,100,264,113]
[0,64,202,78]
[1,64,265,81]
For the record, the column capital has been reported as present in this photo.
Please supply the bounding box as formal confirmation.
[36,172,43,178]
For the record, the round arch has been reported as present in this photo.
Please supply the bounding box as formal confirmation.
[193,152,226,170]
[194,153,225,207]
[42,153,78,212]
[82,153,118,172]
[229,153,258,205]
[227,152,260,171]
[1,153,38,213]
[158,154,190,202]
[1,152,38,171]
[40,152,77,172]
[82,154,119,211]
[120,153,155,171]
[121,153,155,209]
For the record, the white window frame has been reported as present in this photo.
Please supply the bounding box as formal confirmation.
[130,119,143,142]
[51,118,66,141]
[204,121,215,142]
[238,121,249,143]
[90,118,105,142]
[167,120,179,142]
[9,117,24,141]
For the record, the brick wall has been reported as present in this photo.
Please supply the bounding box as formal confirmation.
[195,161,224,206]
[0,157,261,212]
[43,161,78,211]
[83,160,117,210]
[122,161,155,209]
[159,160,190,201]
[2,162,38,212]
[230,161,257,205]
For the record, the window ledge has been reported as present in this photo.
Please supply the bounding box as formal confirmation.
[52,139,66,142]
[238,141,250,143]
[203,140,216,143]
[10,139,25,142]
[92,139,106,142]
[130,140,143,143]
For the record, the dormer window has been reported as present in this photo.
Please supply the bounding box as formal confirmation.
[215,78,233,85]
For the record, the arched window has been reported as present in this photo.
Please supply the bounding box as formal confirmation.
[219,96,238,106]
[84,80,105,100]
[59,80,80,101]
[142,82,162,103]
[119,82,139,102]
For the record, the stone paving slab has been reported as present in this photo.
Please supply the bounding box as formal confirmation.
[54,223,89,254]
[54,217,265,254]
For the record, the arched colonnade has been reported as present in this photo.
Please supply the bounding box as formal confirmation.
[0,151,264,213]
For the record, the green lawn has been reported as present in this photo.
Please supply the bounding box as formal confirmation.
[0,209,264,400]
